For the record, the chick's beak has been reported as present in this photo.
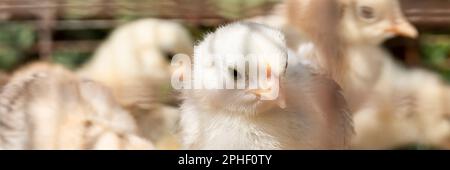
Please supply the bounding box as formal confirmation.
[385,21,418,39]
[247,88,286,109]
[246,64,287,109]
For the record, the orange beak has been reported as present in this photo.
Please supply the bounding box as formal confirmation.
[248,88,287,109]
[385,21,418,39]
[247,64,287,109]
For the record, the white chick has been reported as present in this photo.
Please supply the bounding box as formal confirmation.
[77,18,194,148]
[179,22,352,149]
[0,62,153,150]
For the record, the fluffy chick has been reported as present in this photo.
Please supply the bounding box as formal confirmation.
[179,22,352,149]
[338,0,418,105]
[0,62,153,150]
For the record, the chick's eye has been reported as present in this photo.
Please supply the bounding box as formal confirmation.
[359,6,375,20]
[229,68,241,81]
[163,51,176,61]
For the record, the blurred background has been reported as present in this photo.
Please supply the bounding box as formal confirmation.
[0,0,449,149]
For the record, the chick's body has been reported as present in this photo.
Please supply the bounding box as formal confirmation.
[0,62,153,150]
[180,23,352,150]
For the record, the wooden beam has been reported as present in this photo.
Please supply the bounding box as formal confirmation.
[36,0,56,61]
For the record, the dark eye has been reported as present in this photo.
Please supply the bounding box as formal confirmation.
[163,51,176,61]
[229,68,241,81]
[359,6,375,20]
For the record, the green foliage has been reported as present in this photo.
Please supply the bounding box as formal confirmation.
[0,46,20,70]
[420,34,450,82]
[0,23,35,49]
[52,50,92,70]
[0,23,35,71]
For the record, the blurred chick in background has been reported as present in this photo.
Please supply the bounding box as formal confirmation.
[0,62,153,150]
[338,0,450,149]
[77,18,194,149]
[181,0,352,149]
[338,0,417,108]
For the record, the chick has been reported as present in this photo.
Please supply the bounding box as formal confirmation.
[0,62,153,150]
[78,19,194,148]
[334,0,450,149]
[338,0,417,104]
[179,22,352,149]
